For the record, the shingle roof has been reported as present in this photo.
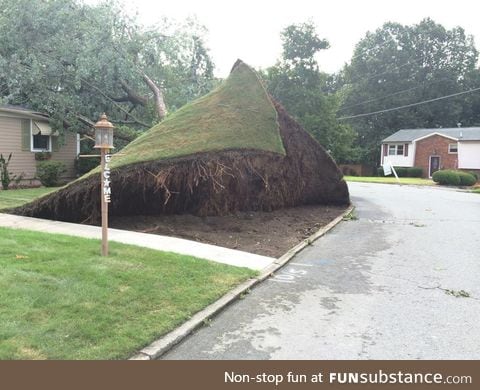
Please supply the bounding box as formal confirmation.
[383,127,480,142]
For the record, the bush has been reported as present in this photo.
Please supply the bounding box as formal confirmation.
[468,171,479,181]
[433,170,476,186]
[36,160,66,187]
[34,152,52,161]
[432,170,461,186]
[458,171,477,186]
[0,152,22,190]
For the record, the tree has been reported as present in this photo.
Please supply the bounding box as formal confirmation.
[338,18,479,164]
[0,0,215,142]
[263,22,358,163]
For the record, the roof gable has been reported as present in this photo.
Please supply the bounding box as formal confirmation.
[414,132,458,142]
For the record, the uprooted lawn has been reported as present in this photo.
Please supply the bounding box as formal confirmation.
[0,227,256,359]
[107,61,285,170]
[0,187,59,210]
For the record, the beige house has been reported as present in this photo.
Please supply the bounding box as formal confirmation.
[0,105,79,186]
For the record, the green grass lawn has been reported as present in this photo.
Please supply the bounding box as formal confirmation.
[472,188,480,194]
[108,61,284,170]
[344,176,435,186]
[0,187,59,210]
[0,227,256,359]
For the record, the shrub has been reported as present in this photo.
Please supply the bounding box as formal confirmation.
[432,170,461,186]
[36,160,66,187]
[468,171,479,181]
[0,152,18,190]
[458,171,477,186]
[394,167,408,177]
[433,170,476,186]
[406,167,423,177]
[34,152,52,161]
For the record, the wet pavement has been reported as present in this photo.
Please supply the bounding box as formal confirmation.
[162,182,480,359]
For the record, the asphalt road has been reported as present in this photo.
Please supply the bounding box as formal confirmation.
[162,182,480,359]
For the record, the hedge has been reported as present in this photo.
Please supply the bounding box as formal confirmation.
[377,166,423,178]
[432,170,476,186]
[458,171,477,186]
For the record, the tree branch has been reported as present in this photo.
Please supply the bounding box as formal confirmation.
[142,74,167,120]
[119,79,149,106]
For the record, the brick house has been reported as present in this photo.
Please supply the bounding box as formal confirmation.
[0,105,79,186]
[381,127,480,178]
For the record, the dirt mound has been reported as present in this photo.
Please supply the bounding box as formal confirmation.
[13,61,349,223]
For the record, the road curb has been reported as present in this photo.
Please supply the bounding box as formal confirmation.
[129,205,354,360]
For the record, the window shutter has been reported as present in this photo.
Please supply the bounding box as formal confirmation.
[404,143,408,157]
[21,119,31,151]
[52,136,60,152]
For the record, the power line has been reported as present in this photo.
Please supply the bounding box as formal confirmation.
[337,86,480,120]
[339,77,453,111]
[347,58,415,85]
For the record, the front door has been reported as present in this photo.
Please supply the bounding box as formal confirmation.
[429,156,440,177]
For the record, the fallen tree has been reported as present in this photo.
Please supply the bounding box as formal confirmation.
[14,60,349,223]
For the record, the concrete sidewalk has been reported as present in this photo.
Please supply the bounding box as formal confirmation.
[0,213,273,271]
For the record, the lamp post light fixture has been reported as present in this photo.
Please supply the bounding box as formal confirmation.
[93,113,114,256]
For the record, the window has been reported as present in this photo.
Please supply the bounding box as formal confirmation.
[448,143,458,154]
[32,134,51,151]
[387,144,405,156]
[31,120,52,152]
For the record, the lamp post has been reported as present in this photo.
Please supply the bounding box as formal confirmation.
[93,113,114,256]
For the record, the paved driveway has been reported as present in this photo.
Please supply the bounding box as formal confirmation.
[163,182,480,359]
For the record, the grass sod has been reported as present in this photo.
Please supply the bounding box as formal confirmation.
[106,61,285,170]
[344,176,435,186]
[0,187,59,210]
[0,227,256,359]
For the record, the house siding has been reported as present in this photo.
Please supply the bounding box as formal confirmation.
[382,142,415,167]
[0,116,37,180]
[414,134,458,177]
[0,115,78,184]
[50,132,77,179]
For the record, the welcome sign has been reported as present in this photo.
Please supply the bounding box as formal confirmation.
[103,154,112,203]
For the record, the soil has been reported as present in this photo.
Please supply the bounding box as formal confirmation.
[110,204,347,258]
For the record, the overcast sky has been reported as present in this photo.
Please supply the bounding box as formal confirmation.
[94,0,480,76]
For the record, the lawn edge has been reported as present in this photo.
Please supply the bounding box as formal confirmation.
[129,204,354,360]
[345,178,435,187]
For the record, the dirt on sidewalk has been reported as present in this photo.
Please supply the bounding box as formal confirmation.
[111,205,347,258]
